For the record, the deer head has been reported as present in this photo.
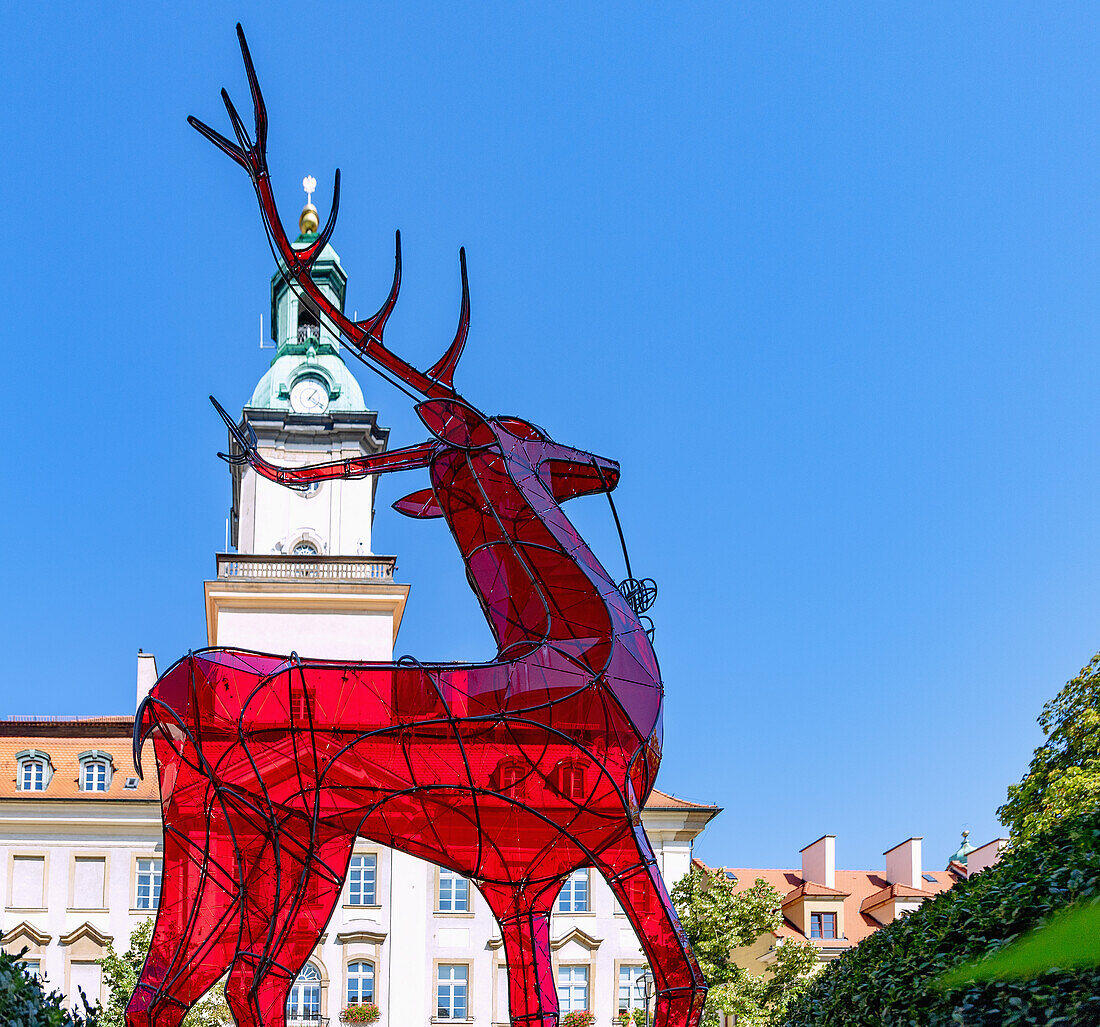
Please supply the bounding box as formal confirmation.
[196,25,621,517]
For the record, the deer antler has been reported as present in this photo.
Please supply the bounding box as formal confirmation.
[189,24,470,400]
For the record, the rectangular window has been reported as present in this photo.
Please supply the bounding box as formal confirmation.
[346,960,375,1004]
[18,959,40,980]
[11,855,45,909]
[810,912,837,939]
[560,765,585,800]
[20,760,45,792]
[73,857,106,910]
[70,961,102,1008]
[82,761,107,792]
[348,854,377,906]
[618,966,645,1012]
[436,964,468,1019]
[494,966,509,1022]
[557,966,588,1013]
[135,858,162,910]
[556,869,590,913]
[438,869,470,912]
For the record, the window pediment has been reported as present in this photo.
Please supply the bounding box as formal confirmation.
[59,922,113,959]
[550,927,602,951]
[2,921,51,949]
[335,928,387,946]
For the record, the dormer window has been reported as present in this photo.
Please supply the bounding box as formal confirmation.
[16,750,52,792]
[810,912,837,939]
[78,751,114,793]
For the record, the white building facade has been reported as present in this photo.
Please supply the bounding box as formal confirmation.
[0,207,719,1024]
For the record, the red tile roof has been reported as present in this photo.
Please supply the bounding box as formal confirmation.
[0,717,158,801]
[644,788,721,812]
[781,881,850,905]
[698,861,959,946]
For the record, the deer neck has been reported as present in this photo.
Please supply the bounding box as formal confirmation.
[432,449,619,669]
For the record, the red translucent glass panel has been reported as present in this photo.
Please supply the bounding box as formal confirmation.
[131,23,706,1027]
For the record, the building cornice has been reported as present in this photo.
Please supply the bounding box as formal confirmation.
[204,579,410,648]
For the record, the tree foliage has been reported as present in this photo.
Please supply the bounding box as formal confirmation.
[98,919,229,1027]
[998,652,1100,840]
[671,866,816,1027]
[0,949,99,1027]
[781,807,1100,1027]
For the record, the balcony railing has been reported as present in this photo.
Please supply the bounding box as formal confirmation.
[217,554,396,581]
[297,324,321,343]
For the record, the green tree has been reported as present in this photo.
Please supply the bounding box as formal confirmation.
[0,949,99,1027]
[99,920,230,1027]
[998,651,1100,839]
[782,807,1100,1026]
[671,866,817,1027]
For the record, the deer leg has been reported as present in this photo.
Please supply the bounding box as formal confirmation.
[225,823,355,1027]
[594,826,707,1027]
[480,878,567,1027]
[126,766,243,1027]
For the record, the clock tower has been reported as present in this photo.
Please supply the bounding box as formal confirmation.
[203,189,409,660]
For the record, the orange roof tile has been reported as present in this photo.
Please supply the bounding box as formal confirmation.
[643,788,721,812]
[698,860,960,946]
[859,882,932,913]
[0,717,159,802]
[781,881,850,905]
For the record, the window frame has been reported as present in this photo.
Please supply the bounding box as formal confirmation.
[436,867,471,915]
[809,911,838,940]
[7,852,49,911]
[434,961,471,1021]
[285,961,324,1023]
[346,959,375,1006]
[133,856,163,912]
[556,964,589,1014]
[555,868,591,914]
[345,852,379,908]
[616,963,646,1013]
[15,750,53,792]
[556,761,586,801]
[68,852,110,912]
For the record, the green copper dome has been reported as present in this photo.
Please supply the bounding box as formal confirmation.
[248,226,366,412]
[248,340,366,412]
[950,830,977,865]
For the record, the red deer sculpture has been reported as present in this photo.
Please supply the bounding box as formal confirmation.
[127,25,706,1027]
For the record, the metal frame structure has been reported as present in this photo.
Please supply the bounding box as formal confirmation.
[126,25,705,1027]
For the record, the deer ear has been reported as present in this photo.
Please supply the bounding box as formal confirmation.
[415,399,495,449]
[393,488,445,519]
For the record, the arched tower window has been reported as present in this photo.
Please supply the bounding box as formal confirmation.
[297,301,320,343]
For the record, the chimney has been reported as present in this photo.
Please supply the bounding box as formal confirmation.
[965,838,1007,877]
[801,835,836,888]
[136,651,158,711]
[884,837,922,889]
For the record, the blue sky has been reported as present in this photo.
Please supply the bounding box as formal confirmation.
[3,3,1100,874]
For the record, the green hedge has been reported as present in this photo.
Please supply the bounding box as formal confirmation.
[0,949,98,1027]
[782,809,1100,1026]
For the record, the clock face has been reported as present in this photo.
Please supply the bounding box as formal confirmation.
[290,377,329,414]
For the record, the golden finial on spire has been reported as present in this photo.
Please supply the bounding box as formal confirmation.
[299,175,320,234]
